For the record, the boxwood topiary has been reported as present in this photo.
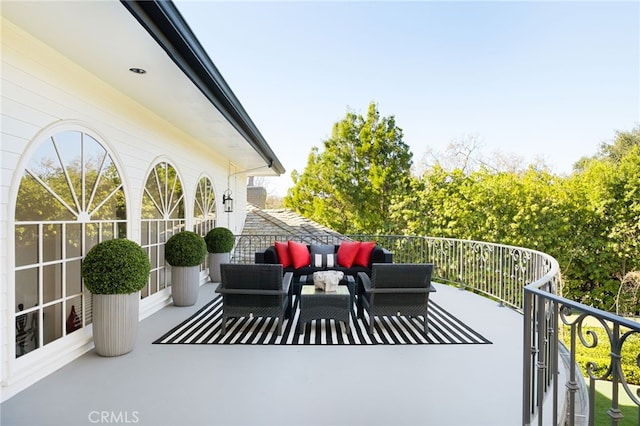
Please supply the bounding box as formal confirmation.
[165,231,207,267]
[204,227,235,253]
[564,325,640,386]
[82,238,151,294]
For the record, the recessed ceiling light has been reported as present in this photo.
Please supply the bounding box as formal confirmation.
[129,67,147,74]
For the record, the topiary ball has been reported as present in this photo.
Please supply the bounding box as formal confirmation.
[165,231,207,267]
[204,227,235,253]
[82,239,151,294]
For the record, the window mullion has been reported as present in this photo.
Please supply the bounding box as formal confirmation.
[37,223,44,350]
[85,150,108,217]
[154,166,165,215]
[52,136,82,215]
[88,183,122,218]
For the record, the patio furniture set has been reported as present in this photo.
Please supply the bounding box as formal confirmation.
[215,241,436,336]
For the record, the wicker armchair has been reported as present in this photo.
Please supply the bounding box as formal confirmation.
[357,263,436,335]
[216,264,293,336]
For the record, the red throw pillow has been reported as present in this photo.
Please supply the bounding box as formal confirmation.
[274,241,291,268]
[337,241,361,268]
[354,241,376,267]
[288,240,311,269]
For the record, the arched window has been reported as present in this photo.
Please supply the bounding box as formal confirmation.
[14,130,126,358]
[140,162,185,298]
[193,176,217,272]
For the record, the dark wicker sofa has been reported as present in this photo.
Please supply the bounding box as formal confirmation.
[255,243,393,279]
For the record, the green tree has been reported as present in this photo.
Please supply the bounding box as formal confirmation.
[598,126,640,164]
[574,126,640,171]
[284,102,413,233]
[397,165,575,251]
[562,147,640,308]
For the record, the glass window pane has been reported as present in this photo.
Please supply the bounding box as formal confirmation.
[43,224,62,262]
[66,297,82,335]
[16,268,39,311]
[158,268,166,290]
[66,259,82,296]
[165,223,174,241]
[101,222,114,240]
[86,223,99,252]
[141,283,149,299]
[117,222,127,238]
[66,223,82,258]
[142,168,162,219]
[141,192,160,219]
[43,303,63,345]
[162,220,170,243]
[149,246,158,269]
[93,185,125,220]
[82,133,106,211]
[169,202,185,219]
[15,225,38,266]
[141,221,149,245]
[149,271,158,296]
[27,137,77,219]
[168,221,184,240]
[43,263,62,304]
[150,222,158,244]
[53,132,82,212]
[16,172,74,221]
[16,310,38,357]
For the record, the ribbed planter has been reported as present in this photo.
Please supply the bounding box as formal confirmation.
[171,265,200,306]
[92,293,139,357]
[208,252,230,282]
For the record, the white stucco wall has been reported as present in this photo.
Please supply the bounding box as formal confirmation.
[0,17,248,401]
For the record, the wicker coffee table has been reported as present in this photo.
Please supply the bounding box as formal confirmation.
[298,286,351,334]
[294,274,356,309]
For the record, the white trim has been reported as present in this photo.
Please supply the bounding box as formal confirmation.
[1,17,246,403]
[2,326,93,402]
[139,288,172,321]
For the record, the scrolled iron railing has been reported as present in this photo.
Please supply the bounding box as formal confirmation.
[228,234,639,426]
[524,282,640,426]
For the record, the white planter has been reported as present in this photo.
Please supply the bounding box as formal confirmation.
[171,265,200,306]
[208,252,230,282]
[92,292,139,357]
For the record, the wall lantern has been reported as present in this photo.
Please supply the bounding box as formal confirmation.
[222,189,234,213]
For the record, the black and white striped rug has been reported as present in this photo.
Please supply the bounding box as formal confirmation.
[154,296,491,345]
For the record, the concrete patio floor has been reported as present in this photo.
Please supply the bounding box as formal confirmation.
[1,282,525,426]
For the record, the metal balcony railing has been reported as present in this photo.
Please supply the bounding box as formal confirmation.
[227,234,639,426]
[231,234,551,310]
[524,275,640,426]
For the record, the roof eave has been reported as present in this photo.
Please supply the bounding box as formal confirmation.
[120,0,285,175]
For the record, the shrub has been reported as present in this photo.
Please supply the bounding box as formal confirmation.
[204,227,235,253]
[165,231,207,267]
[563,325,640,385]
[82,239,151,294]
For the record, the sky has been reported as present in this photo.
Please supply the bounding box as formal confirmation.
[175,0,640,196]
